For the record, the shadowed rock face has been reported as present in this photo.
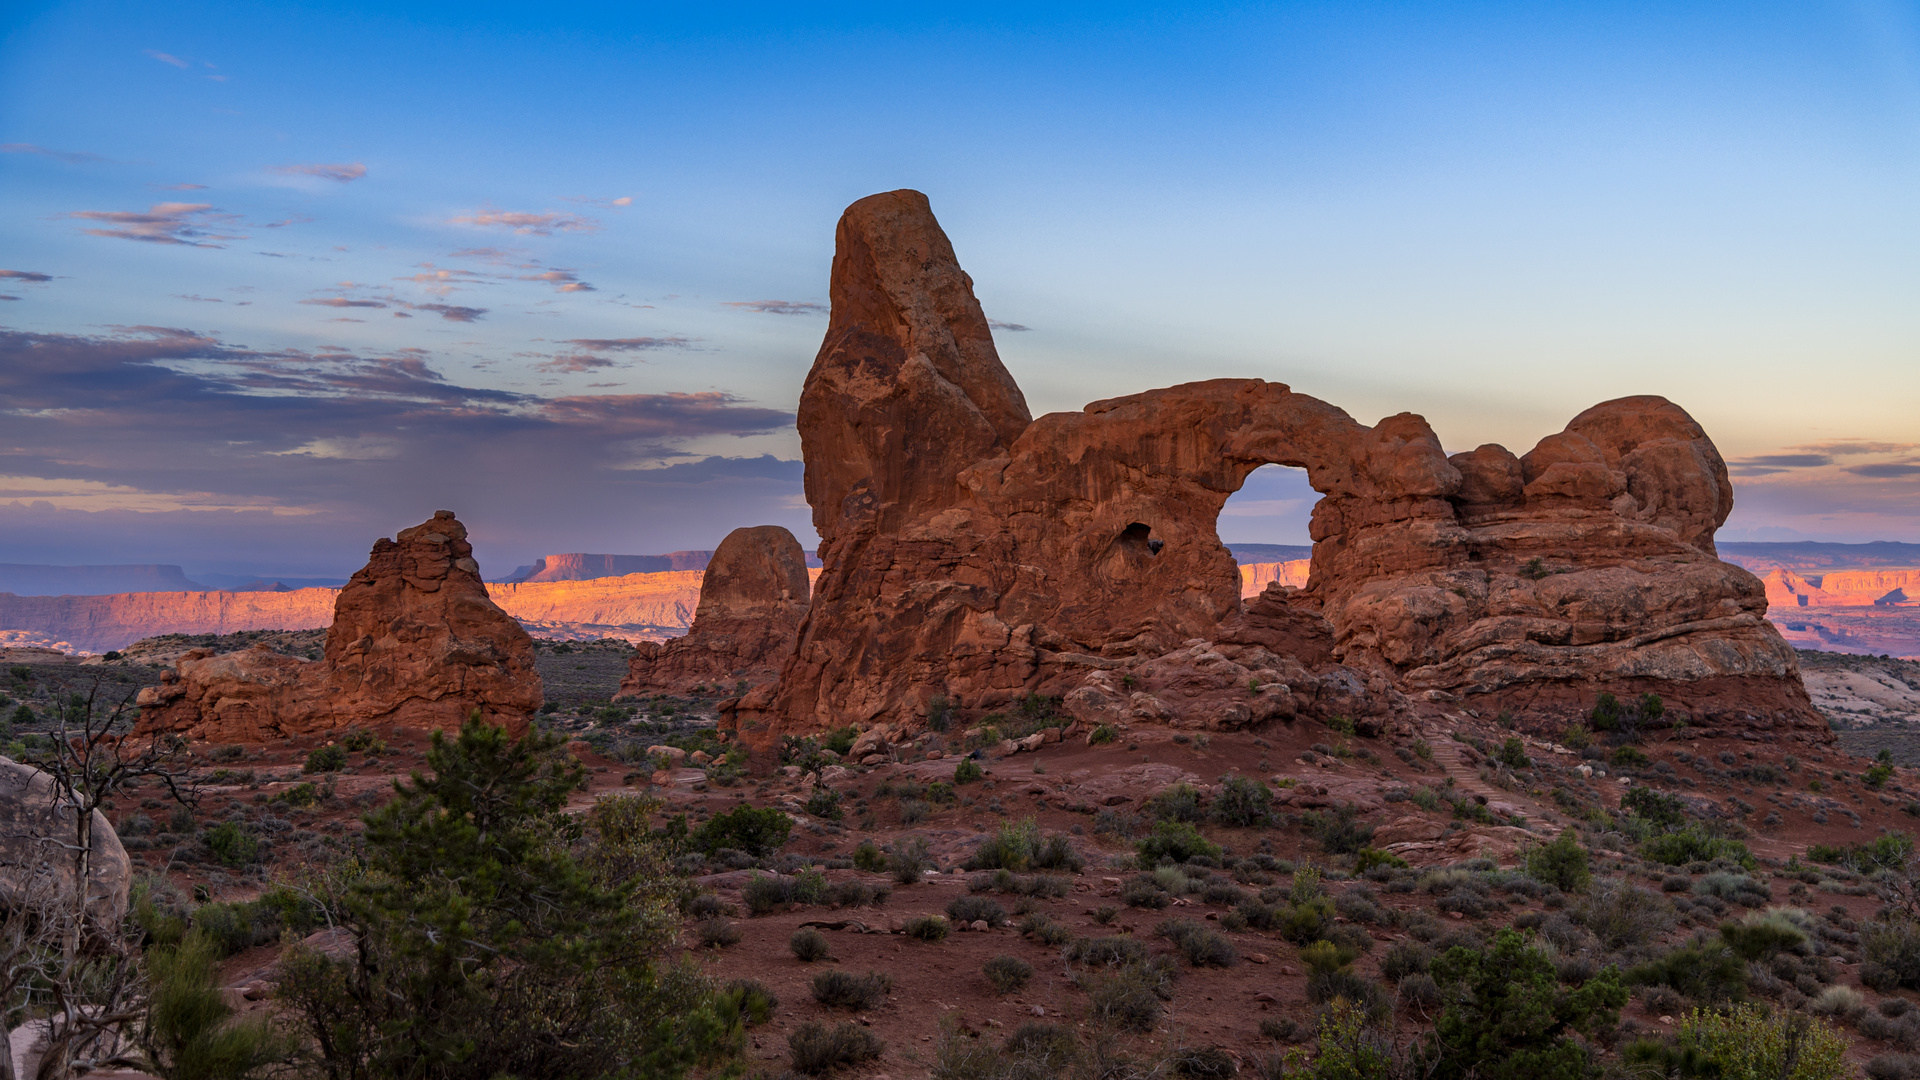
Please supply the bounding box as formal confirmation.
[136,511,540,740]
[0,758,130,924]
[616,525,811,697]
[730,189,1816,745]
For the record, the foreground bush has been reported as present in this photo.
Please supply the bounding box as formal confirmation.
[272,718,735,1080]
[1525,830,1591,893]
[811,969,892,1010]
[1668,1005,1849,1080]
[1422,927,1627,1080]
[789,1021,883,1075]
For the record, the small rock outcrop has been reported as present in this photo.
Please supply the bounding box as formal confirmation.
[137,511,540,740]
[0,757,131,923]
[728,189,1820,746]
[617,526,811,697]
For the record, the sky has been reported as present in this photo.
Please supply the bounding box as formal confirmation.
[2,1,1917,581]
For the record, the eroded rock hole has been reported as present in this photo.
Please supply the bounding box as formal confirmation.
[1119,522,1161,556]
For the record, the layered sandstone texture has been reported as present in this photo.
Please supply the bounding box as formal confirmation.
[617,526,812,697]
[137,511,540,741]
[734,189,1816,745]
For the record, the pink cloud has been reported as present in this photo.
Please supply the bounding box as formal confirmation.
[68,203,243,247]
[447,208,598,235]
[1,143,108,165]
[0,270,53,283]
[525,269,595,293]
[300,298,388,309]
[145,50,190,68]
[270,162,367,183]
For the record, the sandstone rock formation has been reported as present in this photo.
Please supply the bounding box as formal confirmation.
[137,511,540,741]
[1239,559,1311,598]
[617,526,812,697]
[729,189,1819,746]
[0,757,131,923]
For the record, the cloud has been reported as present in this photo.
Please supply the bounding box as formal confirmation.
[563,336,691,351]
[1,143,108,165]
[0,271,53,283]
[69,203,243,246]
[535,393,790,438]
[536,353,618,373]
[447,208,598,235]
[300,298,388,309]
[269,162,367,183]
[1846,463,1920,478]
[989,319,1033,332]
[409,303,486,322]
[174,294,223,302]
[724,300,824,315]
[145,50,190,68]
[525,269,594,293]
[1792,440,1920,456]
[0,296,18,302]
[154,183,209,191]
[564,195,634,208]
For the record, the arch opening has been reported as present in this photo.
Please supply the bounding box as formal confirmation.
[1218,464,1318,601]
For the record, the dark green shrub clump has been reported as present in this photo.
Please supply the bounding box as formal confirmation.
[789,928,831,962]
[693,804,792,857]
[1525,830,1592,893]
[1306,804,1375,855]
[304,744,348,774]
[1641,826,1756,871]
[955,757,984,784]
[851,838,886,872]
[1209,775,1273,827]
[947,895,1008,927]
[203,821,259,867]
[1155,917,1239,967]
[983,954,1034,994]
[1424,927,1628,1080]
[788,1021,882,1075]
[1137,820,1221,865]
[1627,940,1746,1004]
[904,915,949,941]
[811,970,892,1010]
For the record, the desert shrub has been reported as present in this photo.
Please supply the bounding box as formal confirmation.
[1210,775,1274,827]
[1497,738,1530,769]
[790,928,831,962]
[694,916,740,948]
[718,978,777,1027]
[1354,847,1409,875]
[1671,1004,1849,1080]
[304,744,348,774]
[1612,746,1650,768]
[1628,940,1746,1004]
[955,757,985,784]
[1155,917,1239,967]
[1152,782,1206,823]
[1172,1045,1238,1079]
[852,838,886,871]
[825,880,889,908]
[1421,927,1628,1080]
[1120,877,1172,909]
[743,873,795,915]
[1065,936,1150,968]
[190,899,282,957]
[804,786,844,821]
[1137,820,1221,865]
[1306,804,1375,855]
[1334,888,1389,924]
[1576,876,1675,950]
[1399,972,1442,1014]
[1866,918,1920,991]
[890,836,933,884]
[1381,939,1434,982]
[948,895,1009,927]
[1620,786,1689,830]
[811,969,892,1010]
[1018,912,1074,946]
[1203,880,1248,907]
[203,821,260,867]
[693,803,792,857]
[1079,963,1170,1033]
[788,1021,883,1075]
[1808,831,1913,874]
[1694,872,1770,908]
[1719,910,1808,961]
[1002,1021,1081,1074]
[1807,984,1865,1019]
[1871,1055,1920,1080]
[983,954,1034,995]
[905,915,950,941]
[1525,830,1592,893]
[1276,895,1338,944]
[1643,826,1757,871]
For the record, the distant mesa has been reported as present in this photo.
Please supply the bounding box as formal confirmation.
[0,563,205,595]
[500,549,823,583]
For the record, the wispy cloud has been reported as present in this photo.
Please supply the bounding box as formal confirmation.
[144,50,190,68]
[1,143,108,165]
[173,294,223,303]
[300,298,388,309]
[68,203,243,247]
[269,162,367,183]
[989,319,1033,332]
[410,302,487,322]
[525,269,594,293]
[153,182,209,191]
[563,337,691,351]
[0,296,19,302]
[0,271,53,283]
[725,299,824,315]
[535,353,618,373]
[1847,462,1920,478]
[564,195,634,208]
[447,208,598,235]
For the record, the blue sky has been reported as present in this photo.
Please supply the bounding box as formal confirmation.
[3,1,1917,579]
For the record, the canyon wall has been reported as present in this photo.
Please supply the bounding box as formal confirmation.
[0,589,339,654]
[1239,559,1311,598]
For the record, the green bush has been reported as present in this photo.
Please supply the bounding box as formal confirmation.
[1154,917,1238,967]
[1089,724,1118,745]
[1422,927,1628,1080]
[304,744,348,774]
[1497,738,1530,769]
[852,838,886,872]
[1151,783,1206,823]
[1808,831,1912,874]
[1628,940,1747,1004]
[717,979,776,1028]
[1642,826,1755,871]
[1525,830,1592,893]
[947,895,1008,927]
[1611,746,1650,768]
[1620,786,1688,830]
[692,804,792,857]
[1670,1004,1850,1080]
[1136,820,1221,865]
[1576,877,1676,950]
[889,836,932,884]
[803,787,843,821]
[954,757,984,784]
[694,916,740,948]
[904,915,949,941]
[983,954,1034,994]
[203,821,259,867]
[789,928,831,962]
[811,970,892,1010]
[1354,847,1410,874]
[1209,775,1273,827]
[788,1021,882,1076]
[1864,919,1920,991]
[137,929,292,1077]
[1306,804,1374,855]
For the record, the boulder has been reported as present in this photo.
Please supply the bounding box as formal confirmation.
[139,511,540,740]
[617,525,811,698]
[0,757,131,924]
